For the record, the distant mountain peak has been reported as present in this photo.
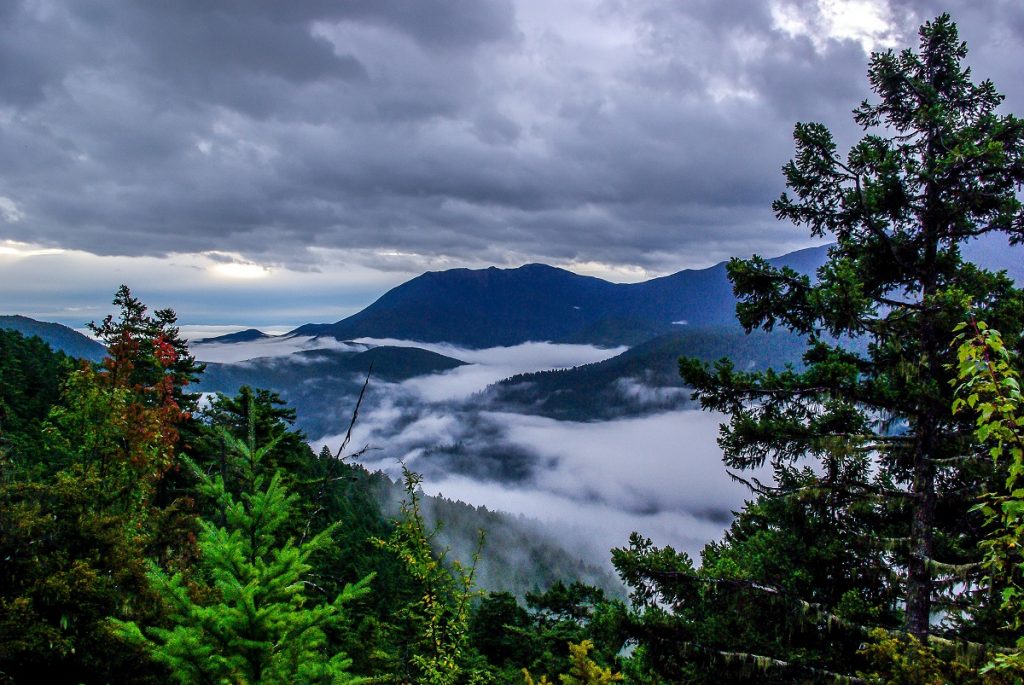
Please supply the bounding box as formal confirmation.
[194,328,270,344]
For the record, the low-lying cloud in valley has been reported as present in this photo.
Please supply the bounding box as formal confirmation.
[192,334,369,364]
[310,340,753,568]
[355,338,627,401]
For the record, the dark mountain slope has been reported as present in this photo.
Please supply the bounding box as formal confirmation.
[0,315,106,361]
[293,264,622,347]
[485,327,809,421]
[293,246,832,348]
[194,328,270,344]
[196,346,466,438]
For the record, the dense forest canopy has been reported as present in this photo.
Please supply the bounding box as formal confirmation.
[1,13,1023,685]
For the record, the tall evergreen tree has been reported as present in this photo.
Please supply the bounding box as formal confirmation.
[647,13,1024,677]
[88,285,204,416]
[0,289,199,683]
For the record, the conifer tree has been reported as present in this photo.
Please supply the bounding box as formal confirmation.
[613,13,1024,681]
[0,290,197,683]
[114,411,371,685]
[88,285,203,415]
[679,13,1024,646]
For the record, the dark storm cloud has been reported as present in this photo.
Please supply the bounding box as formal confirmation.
[1,0,1022,272]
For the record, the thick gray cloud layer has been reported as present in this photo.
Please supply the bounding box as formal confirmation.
[1,0,1022,274]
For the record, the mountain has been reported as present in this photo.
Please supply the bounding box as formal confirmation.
[0,315,106,361]
[485,327,810,421]
[197,345,466,438]
[961,233,1024,283]
[291,234,1024,350]
[194,328,270,344]
[292,246,831,348]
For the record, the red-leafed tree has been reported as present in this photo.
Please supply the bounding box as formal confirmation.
[1,287,205,683]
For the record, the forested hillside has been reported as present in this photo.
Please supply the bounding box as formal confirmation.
[0,315,106,361]
[488,327,811,421]
[0,290,627,684]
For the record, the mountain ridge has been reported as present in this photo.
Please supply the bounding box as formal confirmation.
[292,245,832,348]
[290,235,1020,350]
[0,315,107,361]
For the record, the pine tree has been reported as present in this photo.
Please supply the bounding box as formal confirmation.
[679,13,1024,645]
[114,412,371,685]
[611,13,1024,681]
[87,285,203,419]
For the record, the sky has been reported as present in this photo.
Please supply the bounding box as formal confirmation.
[1,0,1023,327]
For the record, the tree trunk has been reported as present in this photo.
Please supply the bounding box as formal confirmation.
[907,434,935,640]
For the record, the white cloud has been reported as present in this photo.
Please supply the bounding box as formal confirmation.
[192,334,368,363]
[0,197,24,223]
[415,472,731,567]
[492,410,747,516]
[355,339,627,401]
[323,399,760,564]
[770,0,899,53]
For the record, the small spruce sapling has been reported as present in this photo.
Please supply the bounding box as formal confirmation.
[113,406,371,685]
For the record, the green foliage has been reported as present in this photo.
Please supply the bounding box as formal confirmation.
[952,321,1024,676]
[471,592,533,670]
[558,641,622,685]
[523,582,627,678]
[372,466,487,684]
[672,14,1024,678]
[114,413,371,684]
[191,386,317,509]
[0,327,72,468]
[522,641,622,685]
[28,287,196,515]
[0,470,164,684]
[0,289,201,683]
[466,582,628,684]
[859,629,970,685]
